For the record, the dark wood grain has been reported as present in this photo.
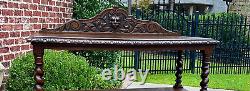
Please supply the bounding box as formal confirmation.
[29,7,218,91]
[40,7,180,35]
[200,50,212,91]
[33,45,44,91]
[173,50,183,89]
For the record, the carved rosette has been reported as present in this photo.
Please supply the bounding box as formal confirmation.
[65,20,81,31]
[41,7,179,35]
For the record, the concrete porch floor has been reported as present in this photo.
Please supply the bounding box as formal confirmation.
[123,82,234,91]
[84,82,234,91]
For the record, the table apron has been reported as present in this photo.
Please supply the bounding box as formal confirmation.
[32,43,216,51]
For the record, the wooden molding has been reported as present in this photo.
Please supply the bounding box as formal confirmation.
[41,7,180,36]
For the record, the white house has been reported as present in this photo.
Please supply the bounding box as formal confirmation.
[121,0,227,14]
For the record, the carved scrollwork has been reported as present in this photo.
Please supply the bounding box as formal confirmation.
[63,20,81,31]
[42,7,179,35]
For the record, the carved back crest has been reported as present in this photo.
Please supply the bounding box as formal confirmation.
[42,7,179,35]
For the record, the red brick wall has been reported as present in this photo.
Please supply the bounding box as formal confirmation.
[0,0,73,68]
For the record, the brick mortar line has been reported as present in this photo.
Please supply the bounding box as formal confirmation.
[1,43,31,47]
[3,2,72,8]
[3,53,32,59]
[0,32,40,34]
[0,13,73,16]
[1,30,45,32]
[0,30,49,33]
[2,50,32,62]
[0,42,31,49]
[0,13,73,15]
[1,7,71,11]
[1,5,72,12]
[0,37,29,39]
[2,0,72,5]
[0,45,31,52]
[0,37,31,40]
[0,22,71,24]
[0,0,73,63]
[0,18,73,20]
[0,15,72,17]
[0,17,73,19]
[0,24,70,27]
[0,18,73,22]
[0,36,30,40]
[1,48,32,54]
[0,7,72,11]
[0,9,72,13]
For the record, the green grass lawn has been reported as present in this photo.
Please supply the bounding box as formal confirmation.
[120,51,250,74]
[137,73,250,91]
[120,51,250,90]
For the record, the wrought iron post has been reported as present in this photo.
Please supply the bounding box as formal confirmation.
[190,11,199,74]
[134,50,140,71]
[169,0,175,11]
[135,0,140,19]
[128,0,132,15]
[223,0,232,12]
[192,11,199,37]
[136,8,140,19]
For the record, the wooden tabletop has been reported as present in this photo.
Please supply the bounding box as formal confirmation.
[31,7,218,91]
[29,32,219,45]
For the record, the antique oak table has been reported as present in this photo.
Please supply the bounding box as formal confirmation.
[29,7,219,91]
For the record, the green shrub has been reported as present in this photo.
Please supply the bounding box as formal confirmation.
[73,0,125,19]
[73,51,121,68]
[6,50,121,91]
[72,0,125,68]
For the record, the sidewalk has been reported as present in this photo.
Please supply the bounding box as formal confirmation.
[120,74,233,91]
[124,82,233,91]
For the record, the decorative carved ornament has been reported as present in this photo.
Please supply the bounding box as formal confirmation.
[41,7,179,35]
[30,38,219,45]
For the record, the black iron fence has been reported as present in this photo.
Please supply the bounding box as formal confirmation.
[80,1,250,74]
[116,1,250,74]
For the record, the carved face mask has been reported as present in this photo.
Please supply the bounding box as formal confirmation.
[110,15,121,30]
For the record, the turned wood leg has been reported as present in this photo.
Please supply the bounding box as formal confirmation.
[200,50,212,91]
[173,50,183,89]
[33,46,45,91]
